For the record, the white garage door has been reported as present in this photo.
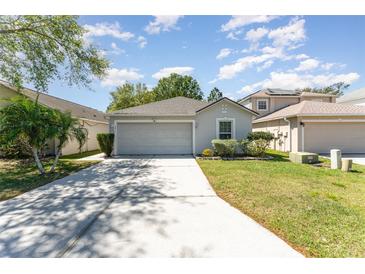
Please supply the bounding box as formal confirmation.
[116,122,193,155]
[304,123,365,154]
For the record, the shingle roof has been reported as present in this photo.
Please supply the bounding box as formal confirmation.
[108,96,258,116]
[109,96,210,116]
[0,80,107,123]
[337,87,365,103]
[253,101,365,123]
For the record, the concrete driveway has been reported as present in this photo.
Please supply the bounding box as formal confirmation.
[0,156,301,258]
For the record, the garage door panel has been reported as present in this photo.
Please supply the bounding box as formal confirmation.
[116,123,192,155]
[304,123,365,153]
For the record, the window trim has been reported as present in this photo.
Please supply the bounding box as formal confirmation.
[216,118,236,139]
[256,99,269,111]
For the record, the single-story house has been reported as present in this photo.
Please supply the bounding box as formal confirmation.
[107,96,258,155]
[337,87,365,106]
[0,80,108,155]
[253,100,365,154]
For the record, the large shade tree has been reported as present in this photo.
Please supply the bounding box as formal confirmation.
[107,82,156,112]
[153,73,204,101]
[0,15,109,92]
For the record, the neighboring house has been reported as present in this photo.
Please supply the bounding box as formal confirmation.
[0,80,108,155]
[107,96,258,155]
[252,101,365,154]
[240,88,365,154]
[337,87,365,106]
[239,88,336,117]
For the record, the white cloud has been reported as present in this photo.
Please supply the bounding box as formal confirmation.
[84,22,134,41]
[152,66,194,79]
[109,42,125,55]
[321,63,335,70]
[257,60,274,72]
[238,71,360,93]
[101,68,144,87]
[216,48,232,60]
[144,16,183,35]
[217,49,285,80]
[221,15,277,32]
[137,36,147,48]
[239,81,265,94]
[245,27,268,43]
[226,30,243,40]
[268,18,306,48]
[295,54,309,60]
[295,58,320,71]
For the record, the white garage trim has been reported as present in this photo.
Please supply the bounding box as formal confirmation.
[113,119,195,155]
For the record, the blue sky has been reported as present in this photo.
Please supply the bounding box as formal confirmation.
[46,16,365,111]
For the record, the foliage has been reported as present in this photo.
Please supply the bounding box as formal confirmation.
[201,148,214,157]
[245,139,270,157]
[0,135,32,159]
[0,96,59,173]
[238,139,251,155]
[247,131,274,142]
[153,73,204,101]
[297,82,350,97]
[50,111,88,172]
[97,133,114,157]
[106,82,156,112]
[0,15,109,92]
[207,87,223,102]
[211,139,238,157]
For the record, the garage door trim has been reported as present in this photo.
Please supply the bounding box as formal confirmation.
[113,119,195,155]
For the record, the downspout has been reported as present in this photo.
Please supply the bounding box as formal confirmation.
[300,121,305,152]
[283,117,291,152]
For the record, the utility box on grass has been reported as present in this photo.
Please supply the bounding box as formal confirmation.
[289,152,319,164]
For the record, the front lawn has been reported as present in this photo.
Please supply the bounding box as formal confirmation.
[197,150,365,258]
[0,158,99,201]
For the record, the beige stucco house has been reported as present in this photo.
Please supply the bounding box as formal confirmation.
[0,80,108,155]
[107,96,258,155]
[239,88,365,154]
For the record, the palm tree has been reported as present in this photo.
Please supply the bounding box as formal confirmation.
[0,96,58,174]
[50,111,88,172]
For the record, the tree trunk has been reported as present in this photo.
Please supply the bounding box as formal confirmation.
[50,149,62,173]
[32,147,45,175]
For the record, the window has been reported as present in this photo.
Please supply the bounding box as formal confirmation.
[257,99,268,111]
[219,121,232,139]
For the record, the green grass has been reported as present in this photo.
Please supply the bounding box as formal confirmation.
[0,158,99,201]
[197,150,365,258]
[60,149,101,160]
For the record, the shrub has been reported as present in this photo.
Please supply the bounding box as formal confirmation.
[202,148,214,157]
[97,133,114,157]
[247,131,274,142]
[211,139,238,157]
[238,139,251,155]
[0,135,32,159]
[246,139,270,157]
